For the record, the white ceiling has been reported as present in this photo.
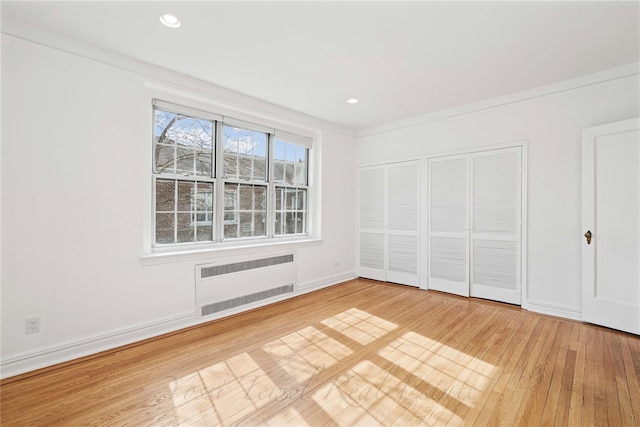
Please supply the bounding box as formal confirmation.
[2,1,639,132]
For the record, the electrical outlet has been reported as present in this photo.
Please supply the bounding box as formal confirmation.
[25,317,40,334]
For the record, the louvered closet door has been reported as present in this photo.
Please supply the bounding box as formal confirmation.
[386,161,420,286]
[358,166,386,281]
[428,155,470,297]
[470,147,522,304]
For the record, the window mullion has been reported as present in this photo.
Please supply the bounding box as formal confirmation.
[267,134,275,238]
[215,121,225,242]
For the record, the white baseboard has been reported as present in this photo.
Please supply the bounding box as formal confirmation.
[526,299,582,321]
[0,271,356,380]
[297,271,356,294]
[1,311,196,380]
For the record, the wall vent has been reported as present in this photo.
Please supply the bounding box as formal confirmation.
[196,252,297,319]
[201,283,294,317]
[200,254,294,279]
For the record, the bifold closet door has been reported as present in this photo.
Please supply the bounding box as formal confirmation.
[386,161,419,286]
[358,166,386,281]
[428,155,470,297]
[470,148,522,304]
[357,161,420,286]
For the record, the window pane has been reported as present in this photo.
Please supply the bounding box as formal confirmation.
[195,150,212,176]
[156,179,175,211]
[154,108,214,177]
[275,212,284,235]
[275,187,307,236]
[155,144,175,174]
[239,212,253,237]
[239,185,253,210]
[156,212,175,244]
[196,182,213,212]
[255,186,267,210]
[223,183,267,239]
[197,225,213,242]
[274,139,308,186]
[294,163,306,186]
[223,125,267,182]
[176,212,194,243]
[254,212,266,236]
[177,181,194,211]
[274,162,284,183]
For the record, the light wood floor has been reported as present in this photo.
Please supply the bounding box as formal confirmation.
[2,279,639,426]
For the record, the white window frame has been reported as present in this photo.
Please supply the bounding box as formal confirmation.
[145,93,317,259]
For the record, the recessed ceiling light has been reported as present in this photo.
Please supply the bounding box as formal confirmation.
[347,98,359,104]
[160,14,181,28]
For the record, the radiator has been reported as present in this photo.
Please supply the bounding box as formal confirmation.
[195,253,296,319]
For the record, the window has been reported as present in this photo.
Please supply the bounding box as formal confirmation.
[154,108,215,244]
[274,139,308,235]
[152,101,312,248]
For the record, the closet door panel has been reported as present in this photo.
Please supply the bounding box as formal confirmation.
[387,161,420,286]
[358,166,386,281]
[428,156,469,296]
[470,148,521,304]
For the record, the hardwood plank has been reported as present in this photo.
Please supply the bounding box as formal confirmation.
[1,279,639,426]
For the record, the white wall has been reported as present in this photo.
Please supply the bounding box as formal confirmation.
[0,34,357,378]
[357,69,640,319]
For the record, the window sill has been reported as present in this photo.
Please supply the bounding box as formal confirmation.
[140,238,323,266]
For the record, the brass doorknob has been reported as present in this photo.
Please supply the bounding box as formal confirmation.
[584,230,592,245]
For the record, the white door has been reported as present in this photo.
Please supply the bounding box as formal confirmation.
[387,161,420,286]
[428,155,470,297]
[582,118,640,334]
[358,166,386,282]
[358,161,420,286]
[470,148,522,304]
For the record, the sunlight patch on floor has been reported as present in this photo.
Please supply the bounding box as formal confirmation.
[321,308,398,345]
[312,360,463,426]
[378,331,496,409]
[170,352,277,425]
[263,325,353,382]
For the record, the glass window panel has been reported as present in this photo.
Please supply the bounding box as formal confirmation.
[223,153,237,178]
[239,212,253,237]
[155,144,175,174]
[254,212,266,236]
[239,186,253,210]
[296,189,307,210]
[195,150,212,176]
[238,157,252,180]
[224,223,238,239]
[176,213,194,243]
[196,182,213,212]
[254,158,266,181]
[285,212,297,234]
[274,162,284,183]
[284,164,294,185]
[296,146,306,163]
[294,163,307,186]
[275,212,283,235]
[177,181,194,211]
[176,147,193,175]
[254,186,267,210]
[285,189,297,210]
[156,212,175,244]
[156,179,175,211]
[275,187,283,210]
[197,225,213,242]
[223,125,267,183]
[155,109,177,144]
[165,115,213,149]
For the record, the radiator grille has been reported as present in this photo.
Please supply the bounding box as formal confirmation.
[201,284,294,317]
[200,254,294,279]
